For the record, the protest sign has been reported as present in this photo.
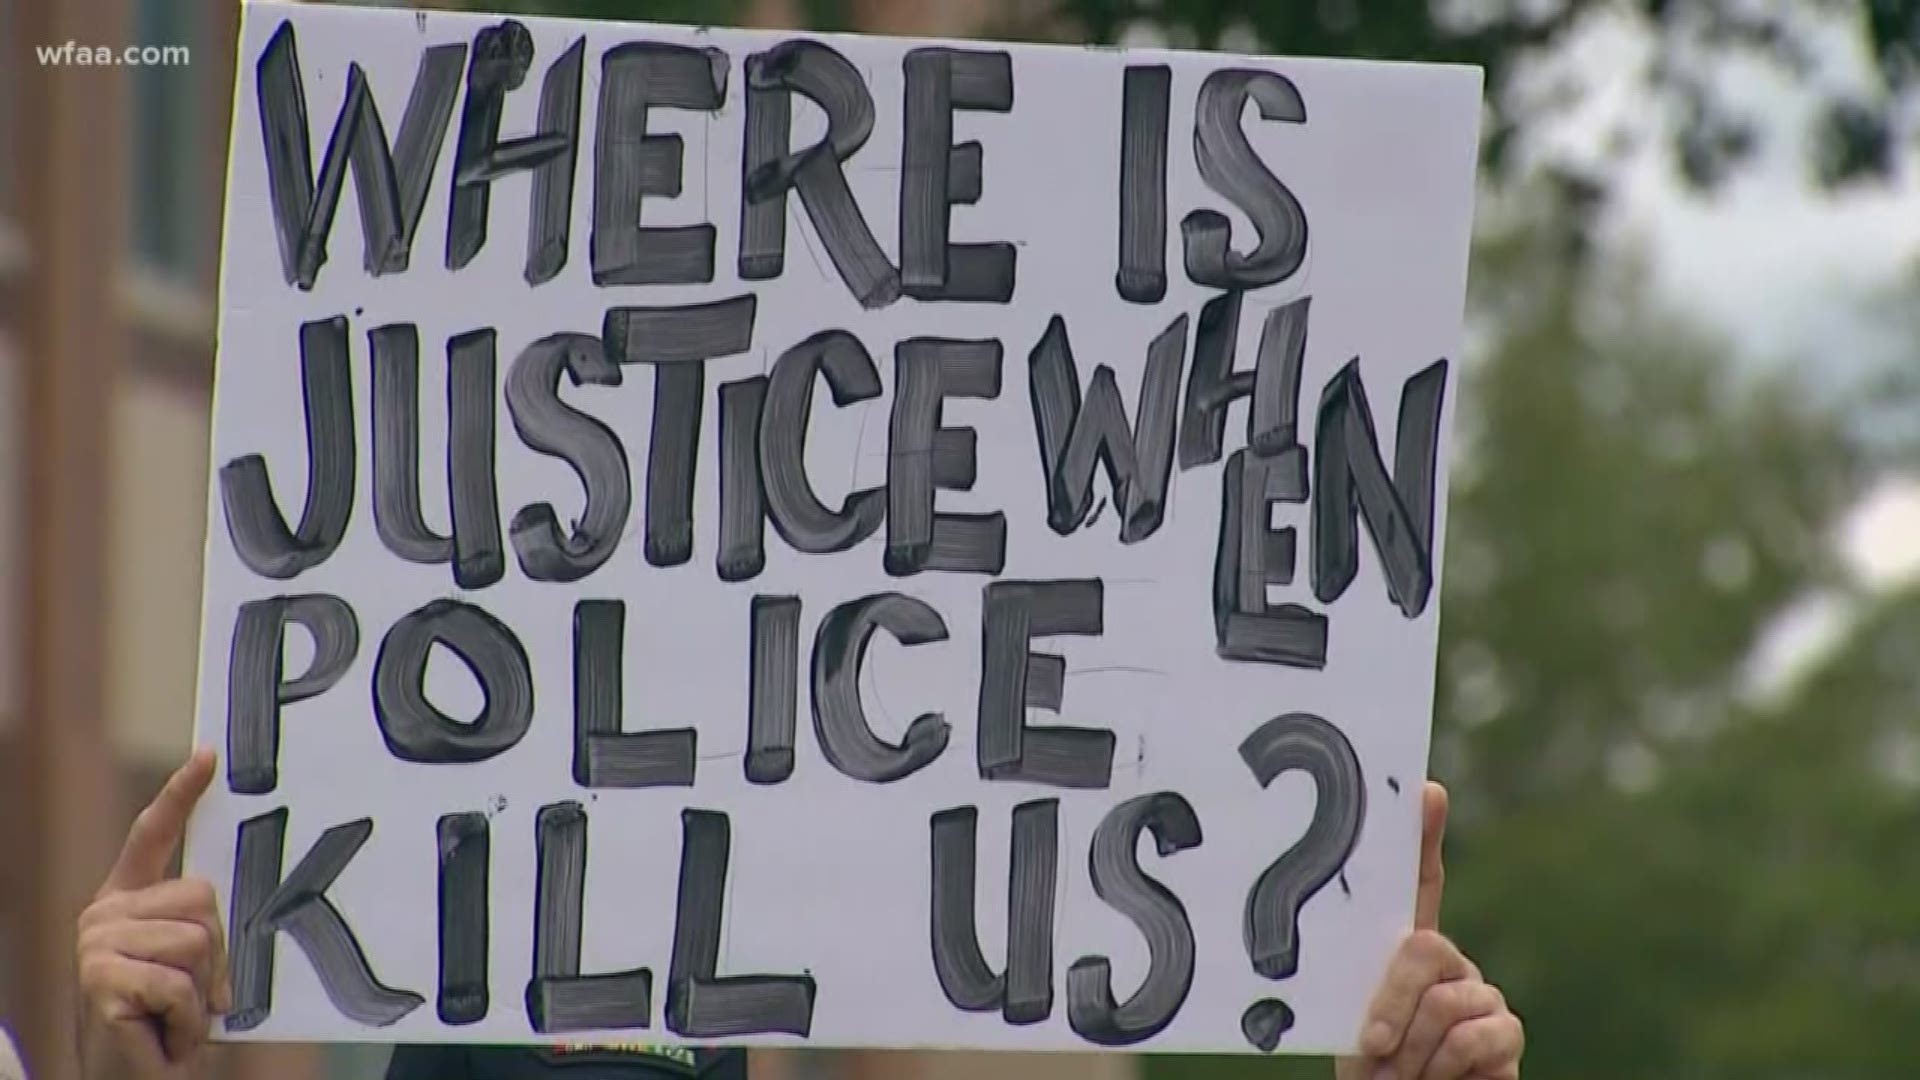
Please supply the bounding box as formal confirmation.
[183,0,1482,1055]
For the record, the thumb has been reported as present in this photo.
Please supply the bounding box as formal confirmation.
[1414,780,1448,931]
[104,747,217,894]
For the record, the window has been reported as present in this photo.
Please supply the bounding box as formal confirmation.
[128,0,207,281]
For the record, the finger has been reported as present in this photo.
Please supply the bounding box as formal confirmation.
[1388,980,1504,1080]
[89,954,210,1065]
[1359,930,1475,1058]
[1416,782,1448,931]
[93,1008,170,1080]
[114,879,230,1012]
[81,919,212,984]
[106,748,217,894]
[1420,1013,1524,1080]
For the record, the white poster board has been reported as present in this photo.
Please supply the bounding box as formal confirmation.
[184,0,1482,1056]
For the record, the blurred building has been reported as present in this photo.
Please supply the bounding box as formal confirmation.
[0,6,1126,1080]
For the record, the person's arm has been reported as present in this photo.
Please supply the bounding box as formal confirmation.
[1333,783,1524,1080]
[76,749,229,1080]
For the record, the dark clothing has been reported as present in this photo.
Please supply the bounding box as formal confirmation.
[384,1043,748,1080]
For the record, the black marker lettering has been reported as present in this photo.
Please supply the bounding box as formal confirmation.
[593,43,728,285]
[1213,447,1326,668]
[1179,293,1307,470]
[1311,359,1447,618]
[219,316,355,580]
[527,802,652,1032]
[505,332,629,583]
[254,20,463,289]
[811,593,951,783]
[639,346,703,582]
[736,55,788,281]
[446,22,584,285]
[1066,792,1200,1046]
[899,48,1016,302]
[745,595,801,785]
[740,41,899,307]
[373,598,534,764]
[1237,713,1365,1052]
[226,595,359,796]
[1195,296,1324,664]
[1115,65,1171,304]
[367,323,442,567]
[666,810,817,1037]
[717,377,770,582]
[887,339,1006,577]
[761,330,886,554]
[927,800,1058,1024]
[977,579,1114,789]
[1027,313,1186,542]
[225,809,422,1032]
[573,599,696,788]
[1182,70,1308,291]
[436,812,490,1025]
[605,295,759,569]
[368,324,506,589]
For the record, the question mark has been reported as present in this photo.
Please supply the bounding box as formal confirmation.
[1236,712,1366,1052]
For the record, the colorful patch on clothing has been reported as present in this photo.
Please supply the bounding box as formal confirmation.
[534,1042,707,1073]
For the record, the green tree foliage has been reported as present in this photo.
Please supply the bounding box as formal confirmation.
[1410,196,1872,1077]
[1059,0,1919,192]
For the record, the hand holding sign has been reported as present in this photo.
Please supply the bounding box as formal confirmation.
[1335,783,1524,1080]
[77,748,231,1080]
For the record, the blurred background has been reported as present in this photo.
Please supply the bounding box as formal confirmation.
[5,1,1920,1079]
